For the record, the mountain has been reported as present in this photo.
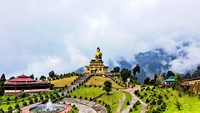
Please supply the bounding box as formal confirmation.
[75,67,84,73]
[117,48,173,83]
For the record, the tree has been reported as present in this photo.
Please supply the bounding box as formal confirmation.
[30,74,34,79]
[9,76,15,80]
[144,77,150,85]
[132,64,140,76]
[174,74,181,82]
[153,74,158,85]
[103,81,112,95]
[49,71,55,78]
[0,74,6,83]
[0,86,4,96]
[166,71,175,78]
[15,103,19,109]
[40,76,46,81]
[113,67,120,73]
[121,68,131,83]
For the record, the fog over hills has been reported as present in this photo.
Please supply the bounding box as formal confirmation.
[77,43,200,83]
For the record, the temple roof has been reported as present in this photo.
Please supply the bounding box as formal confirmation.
[163,76,176,82]
[8,74,35,82]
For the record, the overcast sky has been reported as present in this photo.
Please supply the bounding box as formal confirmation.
[0,0,200,78]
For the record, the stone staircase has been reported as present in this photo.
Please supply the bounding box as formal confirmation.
[63,75,90,95]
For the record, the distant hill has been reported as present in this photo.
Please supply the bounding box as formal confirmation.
[75,67,84,73]
[117,48,173,83]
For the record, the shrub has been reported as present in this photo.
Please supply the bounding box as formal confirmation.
[0,108,4,113]
[136,100,140,105]
[150,100,156,105]
[23,102,27,106]
[29,99,33,104]
[79,96,82,99]
[178,93,182,97]
[8,106,12,111]
[34,98,38,102]
[157,99,163,105]
[74,95,77,98]
[161,102,167,111]
[6,97,11,101]
[174,99,182,110]
[146,98,150,103]
[15,103,20,109]
[127,101,130,105]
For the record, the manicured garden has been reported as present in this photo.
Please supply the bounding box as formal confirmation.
[0,89,63,112]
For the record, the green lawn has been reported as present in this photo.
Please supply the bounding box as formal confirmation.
[69,87,104,99]
[121,91,132,112]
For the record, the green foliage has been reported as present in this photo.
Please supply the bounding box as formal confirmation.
[103,80,112,94]
[144,77,150,85]
[29,99,33,105]
[112,67,120,73]
[49,70,56,78]
[174,99,182,110]
[15,103,19,109]
[30,74,34,79]
[23,102,27,106]
[40,76,46,81]
[121,68,131,83]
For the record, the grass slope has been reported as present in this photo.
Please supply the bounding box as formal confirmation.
[85,76,123,89]
[51,76,78,87]
[138,87,200,113]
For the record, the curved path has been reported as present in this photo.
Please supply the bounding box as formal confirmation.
[116,92,126,113]
[62,98,107,113]
[71,103,97,113]
[122,89,147,113]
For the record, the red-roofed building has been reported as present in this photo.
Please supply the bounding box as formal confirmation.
[4,74,51,93]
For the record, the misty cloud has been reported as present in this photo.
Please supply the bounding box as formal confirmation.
[0,0,200,77]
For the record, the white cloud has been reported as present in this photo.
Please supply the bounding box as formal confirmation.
[0,0,200,77]
[27,56,67,76]
[170,42,200,73]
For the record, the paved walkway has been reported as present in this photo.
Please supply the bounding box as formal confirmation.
[71,103,97,113]
[62,98,107,113]
[116,92,126,113]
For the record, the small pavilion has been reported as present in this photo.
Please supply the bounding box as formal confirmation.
[163,76,176,85]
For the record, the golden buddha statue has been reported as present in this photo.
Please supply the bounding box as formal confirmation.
[95,47,102,60]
